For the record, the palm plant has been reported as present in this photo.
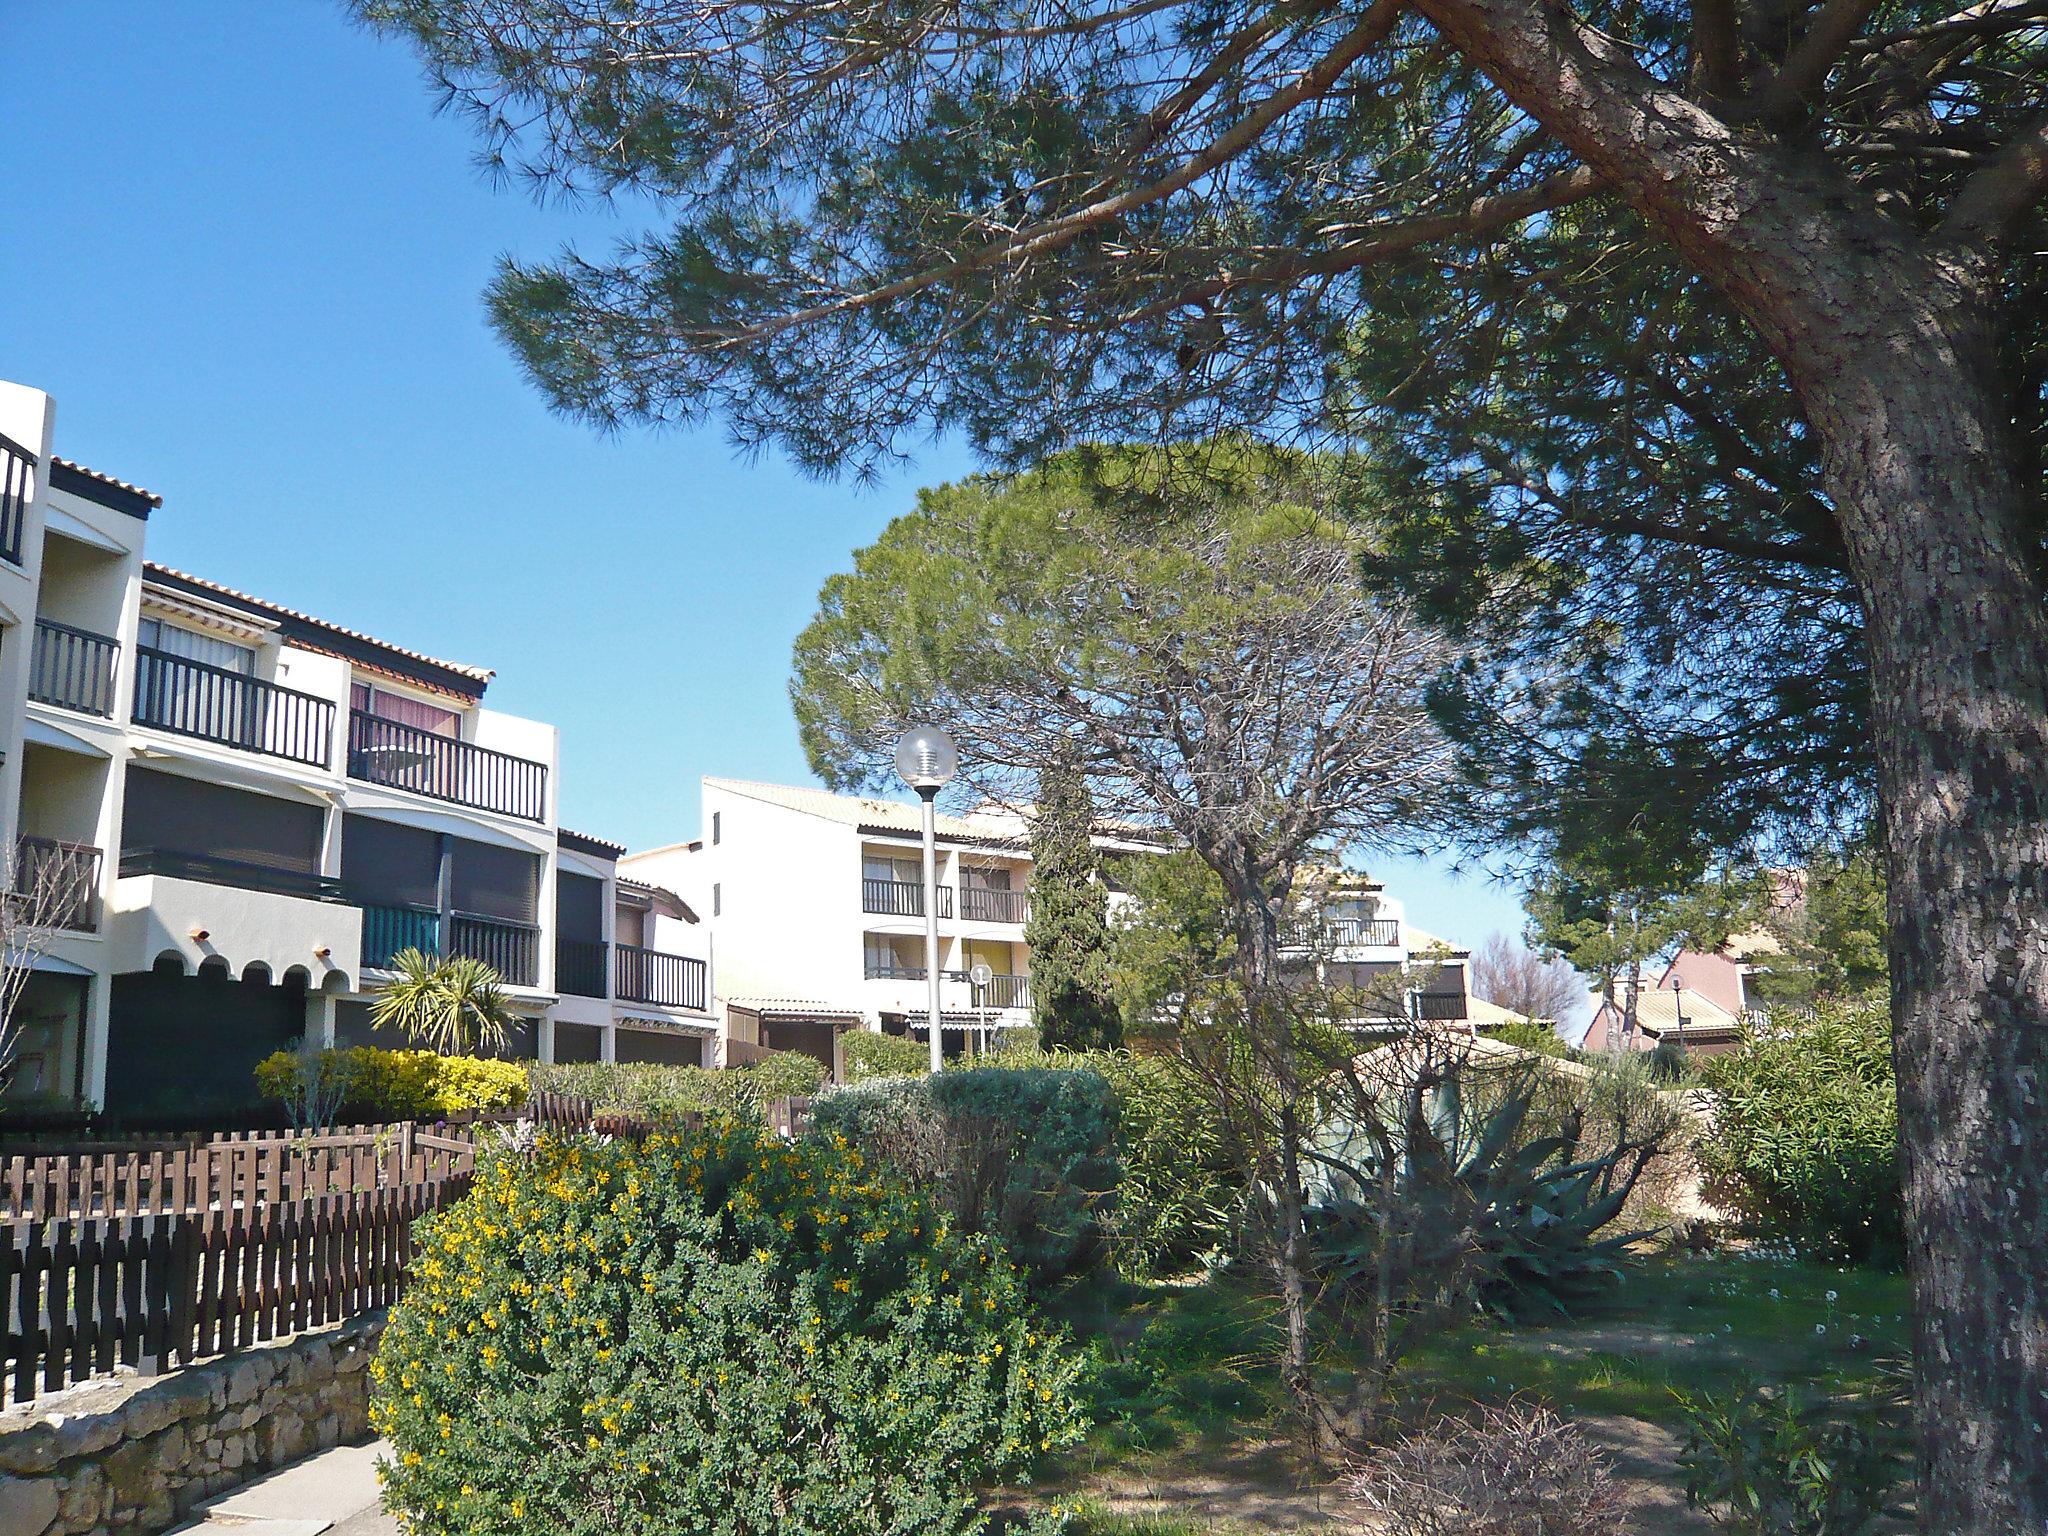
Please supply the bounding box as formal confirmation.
[370,949,516,1058]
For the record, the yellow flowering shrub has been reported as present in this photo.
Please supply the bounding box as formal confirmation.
[372,1121,1087,1535]
[253,1047,527,1121]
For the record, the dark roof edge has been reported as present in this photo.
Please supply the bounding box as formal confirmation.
[50,459,159,519]
[558,828,626,860]
[145,566,490,702]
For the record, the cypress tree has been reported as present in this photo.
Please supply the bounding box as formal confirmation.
[1026,744,1119,1051]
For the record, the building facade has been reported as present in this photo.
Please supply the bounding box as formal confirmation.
[0,379,714,1118]
[624,776,1475,1066]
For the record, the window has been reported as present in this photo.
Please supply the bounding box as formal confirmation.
[137,617,256,674]
[712,883,722,917]
[124,767,322,875]
[712,811,721,845]
[351,680,461,738]
[449,840,540,924]
[556,872,604,944]
[864,854,919,884]
[961,864,1012,891]
[341,814,441,907]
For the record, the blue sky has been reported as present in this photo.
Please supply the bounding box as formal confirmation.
[0,2,1539,958]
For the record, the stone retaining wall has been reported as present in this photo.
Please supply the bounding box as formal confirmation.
[0,1312,385,1536]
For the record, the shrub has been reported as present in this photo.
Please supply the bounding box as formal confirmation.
[1698,999,1900,1266]
[1040,1048,1236,1275]
[1676,1384,1906,1535]
[254,1048,526,1122]
[372,1122,1086,1536]
[1488,1019,1573,1059]
[844,1030,931,1081]
[529,1052,829,1125]
[813,1066,1119,1287]
[745,1047,833,1099]
[1346,1401,1628,1536]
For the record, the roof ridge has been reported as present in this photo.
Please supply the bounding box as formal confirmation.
[51,456,164,508]
[143,563,494,683]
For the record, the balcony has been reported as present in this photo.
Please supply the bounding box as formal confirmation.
[119,847,345,904]
[978,973,1031,1010]
[1283,915,1400,949]
[348,712,547,823]
[863,958,1031,1010]
[0,431,32,567]
[557,937,607,998]
[132,647,335,769]
[1413,989,1468,1021]
[616,944,708,1010]
[862,877,954,919]
[29,619,120,717]
[14,836,103,931]
[960,885,1028,924]
[358,902,540,986]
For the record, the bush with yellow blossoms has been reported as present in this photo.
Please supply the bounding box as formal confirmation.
[370,1120,1088,1535]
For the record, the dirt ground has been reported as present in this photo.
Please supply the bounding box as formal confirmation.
[1036,1414,1715,1533]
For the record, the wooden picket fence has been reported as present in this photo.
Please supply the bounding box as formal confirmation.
[0,1181,463,1408]
[0,1090,599,1408]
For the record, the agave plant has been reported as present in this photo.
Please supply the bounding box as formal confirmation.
[1306,1048,1666,1324]
[370,949,516,1058]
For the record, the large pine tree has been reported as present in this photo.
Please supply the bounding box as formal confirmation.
[1025,745,1119,1051]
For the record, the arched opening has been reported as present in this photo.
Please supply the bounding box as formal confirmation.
[240,962,273,987]
[197,955,232,983]
[321,969,354,994]
[281,964,313,990]
[151,950,189,977]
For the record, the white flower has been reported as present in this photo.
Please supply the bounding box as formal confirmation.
[1814,1323,1827,1335]
[1825,1290,1838,1303]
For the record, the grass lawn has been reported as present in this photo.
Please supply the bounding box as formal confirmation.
[1030,1249,1910,1531]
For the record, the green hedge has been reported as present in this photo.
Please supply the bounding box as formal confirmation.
[1700,998,1901,1266]
[253,1048,527,1122]
[373,1121,1085,1535]
[812,1066,1119,1287]
[842,1030,931,1081]
[528,1053,830,1125]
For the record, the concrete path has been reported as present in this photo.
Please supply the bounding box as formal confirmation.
[169,1440,396,1536]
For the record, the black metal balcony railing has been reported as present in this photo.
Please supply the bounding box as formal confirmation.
[14,836,103,931]
[348,712,547,823]
[450,911,540,987]
[1413,989,1469,1021]
[862,877,954,919]
[0,432,34,568]
[30,618,120,717]
[1283,915,1401,948]
[556,938,608,998]
[120,846,346,904]
[616,944,709,1010]
[132,647,335,768]
[360,903,540,987]
[960,885,1028,924]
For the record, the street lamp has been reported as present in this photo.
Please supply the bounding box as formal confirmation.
[895,726,958,1073]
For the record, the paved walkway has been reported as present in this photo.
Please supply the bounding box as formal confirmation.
[169,1440,396,1536]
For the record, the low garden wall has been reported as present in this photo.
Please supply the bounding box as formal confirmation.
[0,1311,384,1536]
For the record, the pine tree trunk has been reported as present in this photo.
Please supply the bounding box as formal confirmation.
[1791,287,2048,1531]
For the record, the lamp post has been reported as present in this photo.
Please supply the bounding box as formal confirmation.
[895,725,958,1073]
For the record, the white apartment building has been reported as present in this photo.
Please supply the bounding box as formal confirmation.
[0,379,714,1121]
[623,778,1061,1066]
[623,777,1475,1069]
